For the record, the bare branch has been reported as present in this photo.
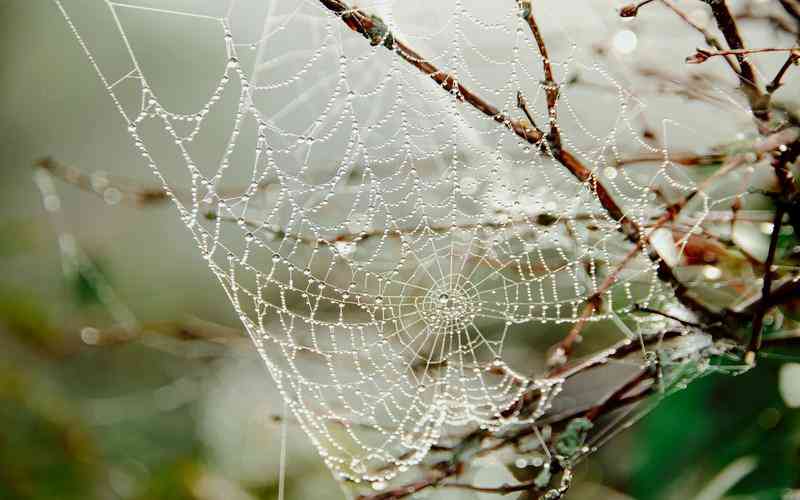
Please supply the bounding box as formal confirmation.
[686,46,800,65]
[746,203,786,364]
[766,50,800,94]
[518,0,561,150]
[701,0,770,121]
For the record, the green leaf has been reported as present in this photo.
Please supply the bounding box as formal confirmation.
[555,418,593,457]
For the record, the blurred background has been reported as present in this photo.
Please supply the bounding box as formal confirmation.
[1,0,799,499]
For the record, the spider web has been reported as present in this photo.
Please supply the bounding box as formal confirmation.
[51,0,745,484]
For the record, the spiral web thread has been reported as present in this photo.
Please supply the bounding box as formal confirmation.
[51,0,740,484]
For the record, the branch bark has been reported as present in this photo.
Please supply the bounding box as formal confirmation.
[701,0,771,121]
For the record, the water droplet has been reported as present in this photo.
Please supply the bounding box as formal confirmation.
[612,30,638,54]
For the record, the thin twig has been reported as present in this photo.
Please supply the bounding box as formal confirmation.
[687,46,800,65]
[441,479,545,495]
[766,51,800,94]
[746,204,786,364]
[519,0,561,150]
[517,90,544,138]
[633,305,704,329]
[615,152,727,168]
[701,0,770,121]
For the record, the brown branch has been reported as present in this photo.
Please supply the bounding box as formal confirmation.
[766,50,800,94]
[615,152,727,168]
[761,278,800,311]
[701,0,770,122]
[746,203,786,364]
[441,479,545,495]
[516,90,545,138]
[584,368,653,421]
[571,136,789,346]
[686,46,800,65]
[519,0,561,150]
[357,464,459,500]
[633,305,704,329]
[779,0,800,29]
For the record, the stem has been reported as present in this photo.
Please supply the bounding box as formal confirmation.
[519,0,561,151]
[746,200,786,364]
[687,46,800,65]
[634,305,704,329]
[766,51,800,94]
[701,0,770,121]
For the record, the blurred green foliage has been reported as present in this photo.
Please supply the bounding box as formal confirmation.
[629,359,799,500]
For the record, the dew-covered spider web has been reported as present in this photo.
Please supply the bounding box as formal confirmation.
[52,0,753,485]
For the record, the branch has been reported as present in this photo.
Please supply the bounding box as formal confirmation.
[701,0,770,121]
[440,479,545,495]
[519,0,561,150]
[778,0,800,29]
[766,51,800,94]
[746,203,786,364]
[517,90,545,138]
[686,46,800,65]
[615,152,727,168]
[762,278,800,311]
[634,304,704,329]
